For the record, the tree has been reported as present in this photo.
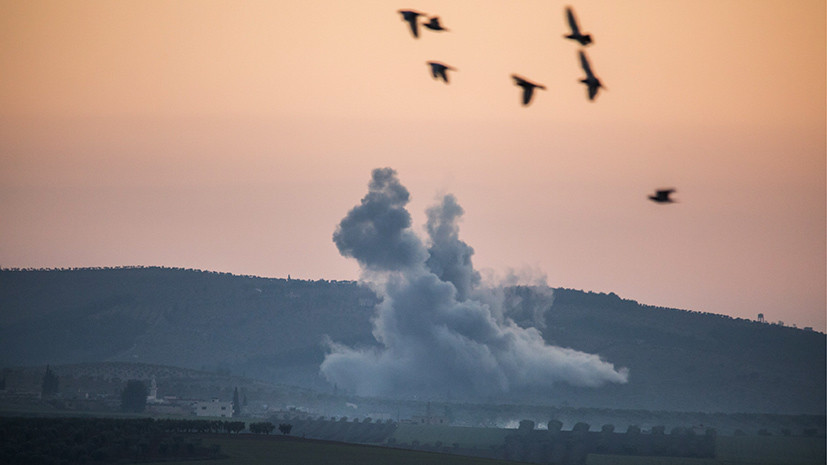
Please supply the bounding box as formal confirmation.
[278,423,293,436]
[547,420,563,433]
[224,421,245,434]
[250,422,275,434]
[572,422,590,433]
[232,387,241,417]
[41,365,59,397]
[121,379,148,413]
[518,420,535,432]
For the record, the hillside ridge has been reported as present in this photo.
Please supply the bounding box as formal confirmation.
[1,267,823,414]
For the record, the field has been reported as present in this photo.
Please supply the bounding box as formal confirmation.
[143,434,523,465]
[586,435,826,465]
[391,423,825,465]
[392,423,513,448]
[715,435,826,465]
[138,432,826,465]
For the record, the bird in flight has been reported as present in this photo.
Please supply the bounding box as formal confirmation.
[648,189,677,203]
[564,6,592,45]
[399,10,424,38]
[427,61,456,83]
[423,16,449,32]
[579,50,603,101]
[512,75,546,106]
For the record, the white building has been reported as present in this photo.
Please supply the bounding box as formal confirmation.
[193,398,233,418]
[146,376,160,403]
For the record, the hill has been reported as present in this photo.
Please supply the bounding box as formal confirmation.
[0,267,823,414]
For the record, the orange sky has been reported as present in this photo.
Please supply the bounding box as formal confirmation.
[1,0,825,330]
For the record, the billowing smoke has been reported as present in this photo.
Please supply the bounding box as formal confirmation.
[425,193,480,302]
[322,168,628,398]
[332,167,426,271]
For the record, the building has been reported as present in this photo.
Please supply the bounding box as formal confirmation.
[410,402,449,425]
[146,376,160,403]
[193,398,233,418]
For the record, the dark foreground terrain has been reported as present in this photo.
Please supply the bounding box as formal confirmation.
[1,415,824,465]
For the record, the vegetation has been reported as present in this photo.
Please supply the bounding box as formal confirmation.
[393,423,511,449]
[0,417,224,464]
[587,434,827,465]
[121,379,147,413]
[276,417,397,443]
[232,386,241,417]
[715,435,826,465]
[0,415,823,465]
[141,433,525,465]
[249,421,275,434]
[40,365,58,397]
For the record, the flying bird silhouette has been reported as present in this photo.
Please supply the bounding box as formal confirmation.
[427,61,456,83]
[648,189,677,203]
[512,74,546,106]
[579,50,603,101]
[398,10,424,38]
[423,16,449,32]
[564,6,592,45]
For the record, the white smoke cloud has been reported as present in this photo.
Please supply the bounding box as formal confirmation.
[321,168,628,398]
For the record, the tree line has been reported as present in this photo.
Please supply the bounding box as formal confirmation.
[0,417,225,464]
[272,416,397,443]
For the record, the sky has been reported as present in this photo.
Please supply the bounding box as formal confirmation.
[1,1,824,331]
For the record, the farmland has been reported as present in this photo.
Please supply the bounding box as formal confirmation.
[143,433,522,465]
[150,431,827,465]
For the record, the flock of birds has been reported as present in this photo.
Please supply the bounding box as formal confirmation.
[397,6,676,204]
[398,6,603,104]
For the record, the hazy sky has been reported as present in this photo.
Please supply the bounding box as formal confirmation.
[1,1,824,330]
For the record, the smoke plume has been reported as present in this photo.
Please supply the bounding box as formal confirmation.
[321,168,628,398]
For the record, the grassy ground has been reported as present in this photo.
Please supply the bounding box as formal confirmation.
[715,435,825,464]
[392,423,513,448]
[392,424,825,465]
[142,434,523,465]
[587,435,826,465]
[587,456,717,465]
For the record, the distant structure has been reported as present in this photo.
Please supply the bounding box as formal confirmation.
[147,375,159,403]
[411,402,449,425]
[194,398,233,418]
[757,313,765,323]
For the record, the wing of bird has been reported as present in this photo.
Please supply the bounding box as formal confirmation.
[428,63,439,79]
[588,83,599,100]
[523,86,535,105]
[399,10,420,37]
[579,50,594,77]
[566,7,581,35]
